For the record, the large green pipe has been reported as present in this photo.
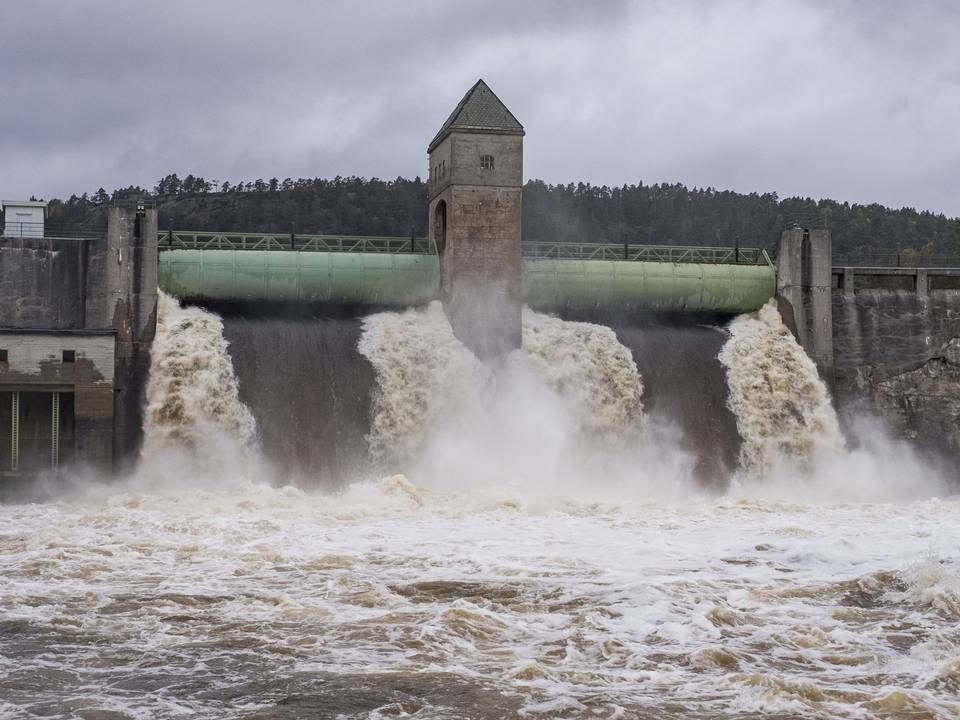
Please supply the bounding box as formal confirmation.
[523,258,776,314]
[158,249,439,306]
[158,250,776,313]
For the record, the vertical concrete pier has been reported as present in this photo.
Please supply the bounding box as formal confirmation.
[777,227,834,374]
[915,269,929,300]
[89,206,159,464]
[427,79,524,358]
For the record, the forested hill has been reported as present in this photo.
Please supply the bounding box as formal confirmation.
[36,174,960,258]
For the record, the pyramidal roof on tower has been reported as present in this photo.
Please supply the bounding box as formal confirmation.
[428,79,524,152]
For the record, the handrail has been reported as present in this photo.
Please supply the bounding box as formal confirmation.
[158,230,433,254]
[833,252,960,268]
[1,221,104,240]
[522,241,772,266]
[157,230,773,266]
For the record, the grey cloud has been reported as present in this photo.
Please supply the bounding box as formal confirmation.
[0,1,957,216]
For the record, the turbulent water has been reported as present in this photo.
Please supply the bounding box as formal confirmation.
[359,303,655,491]
[719,301,845,478]
[1,298,958,719]
[145,293,257,451]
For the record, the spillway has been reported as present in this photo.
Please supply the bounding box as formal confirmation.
[180,301,746,487]
[220,312,376,484]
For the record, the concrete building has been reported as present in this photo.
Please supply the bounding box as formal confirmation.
[427,79,524,358]
[1,200,47,238]
[0,203,158,479]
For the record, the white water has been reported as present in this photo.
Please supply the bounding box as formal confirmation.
[359,303,672,496]
[140,292,258,482]
[0,299,957,719]
[359,301,648,467]
[719,301,844,477]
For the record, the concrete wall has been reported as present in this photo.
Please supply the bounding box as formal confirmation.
[777,228,833,374]
[0,331,116,471]
[428,131,523,358]
[428,135,453,199]
[84,207,158,465]
[0,240,86,329]
[832,289,960,465]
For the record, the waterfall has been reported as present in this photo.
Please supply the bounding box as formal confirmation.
[142,292,257,471]
[358,302,646,479]
[521,309,644,434]
[357,302,483,467]
[718,301,844,477]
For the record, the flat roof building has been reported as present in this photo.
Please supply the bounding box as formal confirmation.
[1,200,48,238]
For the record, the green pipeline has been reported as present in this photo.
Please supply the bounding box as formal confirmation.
[158,249,440,306]
[522,258,776,314]
[158,250,776,313]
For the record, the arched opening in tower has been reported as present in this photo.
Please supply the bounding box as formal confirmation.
[433,200,447,262]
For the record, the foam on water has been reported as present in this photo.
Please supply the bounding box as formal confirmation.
[0,483,957,719]
[718,301,945,501]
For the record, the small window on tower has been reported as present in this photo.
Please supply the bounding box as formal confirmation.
[0,349,7,363]
[62,350,76,363]
[480,154,495,170]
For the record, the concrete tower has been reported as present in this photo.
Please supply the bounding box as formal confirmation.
[777,227,834,376]
[427,79,524,358]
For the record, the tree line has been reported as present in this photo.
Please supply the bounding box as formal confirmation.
[32,173,960,259]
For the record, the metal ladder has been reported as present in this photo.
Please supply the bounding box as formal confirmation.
[10,391,18,471]
[51,391,60,467]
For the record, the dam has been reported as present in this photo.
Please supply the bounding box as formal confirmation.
[2,77,958,482]
[0,80,959,719]
[0,79,955,480]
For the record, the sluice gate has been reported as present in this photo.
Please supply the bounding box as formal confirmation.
[157,232,777,314]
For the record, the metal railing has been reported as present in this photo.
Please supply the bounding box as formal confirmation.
[158,230,433,254]
[833,252,960,268]
[1,221,103,240]
[158,231,773,266]
[522,241,772,266]
[2,220,45,238]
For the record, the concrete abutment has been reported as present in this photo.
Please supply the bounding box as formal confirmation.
[776,227,834,376]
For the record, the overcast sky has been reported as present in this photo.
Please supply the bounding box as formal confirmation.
[1,1,958,215]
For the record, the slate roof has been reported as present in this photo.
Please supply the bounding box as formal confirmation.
[428,79,524,152]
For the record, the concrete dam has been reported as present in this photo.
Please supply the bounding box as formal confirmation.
[0,77,956,484]
[5,216,954,484]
